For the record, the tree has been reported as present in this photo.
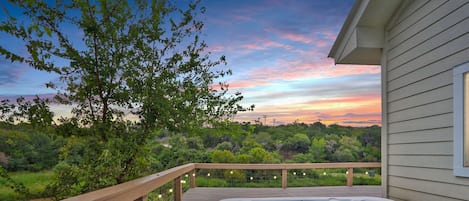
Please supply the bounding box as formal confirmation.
[309,138,326,162]
[281,133,311,153]
[216,141,234,151]
[14,96,54,129]
[334,136,362,162]
[211,150,235,163]
[0,96,54,129]
[0,0,251,198]
[0,0,252,131]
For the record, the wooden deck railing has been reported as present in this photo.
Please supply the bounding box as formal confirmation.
[62,162,381,201]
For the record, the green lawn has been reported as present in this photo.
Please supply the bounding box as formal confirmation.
[195,173,381,188]
[0,171,54,201]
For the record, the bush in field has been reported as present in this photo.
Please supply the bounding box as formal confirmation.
[216,141,234,151]
[211,150,235,163]
[281,133,311,153]
[248,147,278,163]
[223,170,246,183]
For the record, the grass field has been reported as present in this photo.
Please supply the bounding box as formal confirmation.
[0,171,54,201]
[195,173,381,188]
[193,168,381,188]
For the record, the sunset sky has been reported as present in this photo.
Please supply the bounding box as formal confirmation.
[0,0,381,126]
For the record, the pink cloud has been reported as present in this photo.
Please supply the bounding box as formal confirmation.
[305,95,381,106]
[234,93,382,126]
[262,39,291,49]
[253,59,380,82]
[321,30,338,41]
[227,79,271,89]
[234,101,382,126]
[316,40,328,47]
[226,59,380,90]
[281,33,313,44]
[240,43,265,50]
[234,39,293,54]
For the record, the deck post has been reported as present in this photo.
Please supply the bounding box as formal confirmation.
[190,169,196,188]
[134,195,147,201]
[281,168,287,189]
[174,176,182,201]
[346,167,353,187]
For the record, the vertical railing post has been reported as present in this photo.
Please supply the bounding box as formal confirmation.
[190,169,196,188]
[346,167,353,187]
[281,168,287,189]
[134,195,147,201]
[174,176,182,201]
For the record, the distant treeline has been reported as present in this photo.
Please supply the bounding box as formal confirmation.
[0,121,380,172]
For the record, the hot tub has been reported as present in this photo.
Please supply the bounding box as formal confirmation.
[221,197,393,201]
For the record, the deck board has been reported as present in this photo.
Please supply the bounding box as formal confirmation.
[182,186,382,201]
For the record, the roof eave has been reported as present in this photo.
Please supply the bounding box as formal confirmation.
[328,0,403,65]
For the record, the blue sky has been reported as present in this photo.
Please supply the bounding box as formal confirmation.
[0,0,381,126]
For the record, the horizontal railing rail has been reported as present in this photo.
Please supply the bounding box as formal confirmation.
[62,162,381,201]
[195,162,381,169]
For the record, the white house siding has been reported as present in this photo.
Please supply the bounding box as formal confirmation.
[384,0,469,200]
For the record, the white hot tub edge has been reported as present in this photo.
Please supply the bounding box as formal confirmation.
[220,197,394,201]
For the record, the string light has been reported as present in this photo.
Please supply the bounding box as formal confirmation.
[230,171,234,174]
[323,172,327,175]
[273,176,277,179]
[293,172,296,175]
[250,176,253,180]
[207,173,210,177]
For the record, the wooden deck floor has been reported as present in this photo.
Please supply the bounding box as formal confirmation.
[182,186,382,201]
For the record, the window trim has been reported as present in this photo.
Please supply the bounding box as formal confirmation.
[454,62,469,177]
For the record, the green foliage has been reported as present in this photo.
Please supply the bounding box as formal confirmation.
[0,121,382,200]
[156,147,211,170]
[1,0,253,198]
[254,132,275,151]
[0,128,59,171]
[211,150,235,163]
[195,171,380,188]
[186,136,205,150]
[195,177,228,187]
[43,123,157,200]
[0,97,54,129]
[310,138,327,162]
[223,170,246,183]
[236,154,254,163]
[248,147,278,163]
[239,138,262,154]
[334,136,362,162]
[216,141,234,151]
[291,153,314,163]
[282,133,311,153]
[14,97,54,129]
[1,0,252,130]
